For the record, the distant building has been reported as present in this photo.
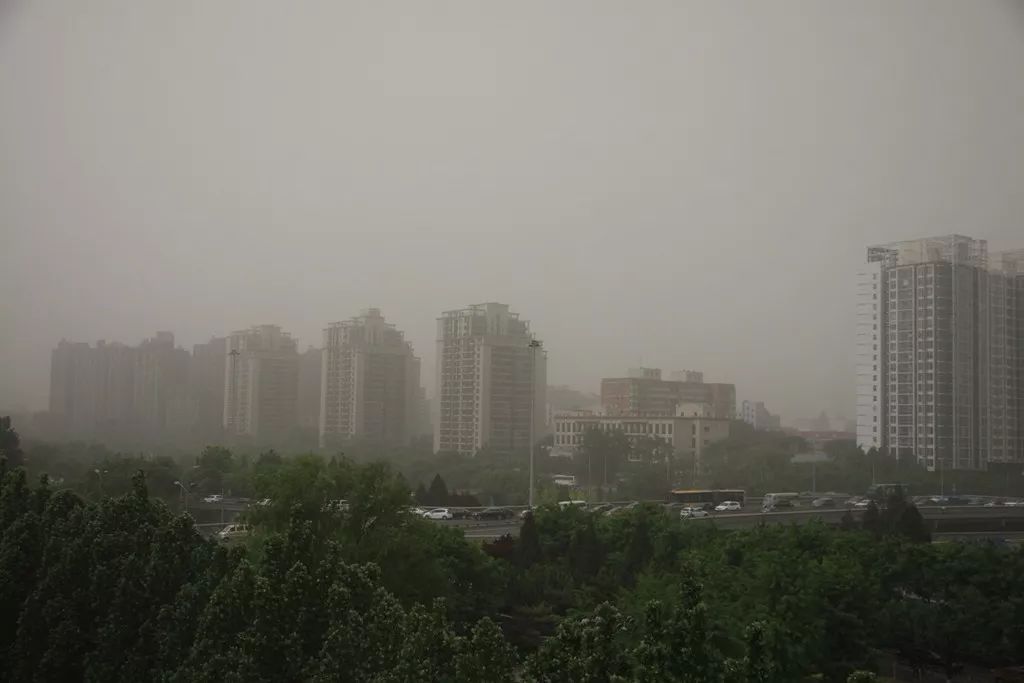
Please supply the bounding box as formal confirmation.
[741,400,782,431]
[857,235,1023,470]
[133,332,189,433]
[551,412,730,466]
[297,346,322,432]
[319,309,421,447]
[601,368,735,419]
[49,340,98,437]
[49,333,189,439]
[434,303,546,456]
[190,337,227,439]
[223,325,299,439]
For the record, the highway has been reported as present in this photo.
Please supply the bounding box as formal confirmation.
[432,505,1024,540]
[189,497,1024,542]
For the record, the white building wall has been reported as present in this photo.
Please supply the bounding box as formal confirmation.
[855,261,883,451]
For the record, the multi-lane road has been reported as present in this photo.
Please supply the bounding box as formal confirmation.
[429,504,1024,540]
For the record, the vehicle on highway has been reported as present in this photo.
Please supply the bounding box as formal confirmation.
[680,506,710,519]
[408,507,427,516]
[558,500,588,510]
[588,503,614,515]
[217,523,251,541]
[984,500,1004,507]
[519,507,534,519]
[853,499,871,508]
[670,488,746,510]
[714,500,742,512]
[449,507,472,519]
[322,499,349,513]
[423,508,453,520]
[762,492,799,512]
[812,497,836,508]
[606,502,639,516]
[254,498,271,507]
[203,494,224,504]
[473,507,514,520]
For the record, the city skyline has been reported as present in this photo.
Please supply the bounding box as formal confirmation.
[5,2,1024,423]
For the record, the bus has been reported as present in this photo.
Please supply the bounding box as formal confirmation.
[669,489,746,510]
[762,492,800,512]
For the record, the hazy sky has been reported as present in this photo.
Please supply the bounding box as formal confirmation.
[2,1,1023,421]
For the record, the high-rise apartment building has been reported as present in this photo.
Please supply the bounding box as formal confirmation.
[49,333,189,439]
[133,332,189,433]
[856,235,1023,470]
[434,303,546,456]
[298,346,323,433]
[319,309,421,447]
[49,340,99,436]
[190,336,227,438]
[223,325,299,439]
[601,368,736,420]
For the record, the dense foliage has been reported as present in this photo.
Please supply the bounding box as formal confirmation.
[3,417,1024,681]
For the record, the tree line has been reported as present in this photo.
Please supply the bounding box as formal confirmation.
[3,432,1024,680]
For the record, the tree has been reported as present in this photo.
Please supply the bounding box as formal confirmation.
[518,512,542,568]
[427,473,449,506]
[861,501,881,535]
[525,603,632,682]
[0,417,24,469]
[454,617,518,683]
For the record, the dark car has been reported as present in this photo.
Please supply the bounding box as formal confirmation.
[448,507,472,519]
[472,507,514,520]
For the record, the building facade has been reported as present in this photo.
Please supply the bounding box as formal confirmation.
[298,346,323,433]
[49,333,190,440]
[434,303,546,456]
[223,325,299,439]
[551,412,730,466]
[600,368,736,420]
[856,235,1023,470]
[319,309,421,447]
[741,400,781,431]
[190,337,227,439]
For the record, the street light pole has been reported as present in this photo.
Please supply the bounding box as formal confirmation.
[528,339,542,509]
[173,480,190,514]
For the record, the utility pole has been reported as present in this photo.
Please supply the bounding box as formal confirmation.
[528,339,542,509]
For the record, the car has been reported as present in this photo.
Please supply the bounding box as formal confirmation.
[714,501,742,512]
[472,507,514,520]
[423,508,453,520]
[519,507,534,519]
[853,499,871,508]
[322,499,349,513]
[407,507,427,516]
[812,497,836,508]
[203,494,224,504]
[217,524,251,541]
[255,498,271,507]
[449,507,473,519]
[984,500,1003,507]
[588,503,614,515]
[680,507,710,519]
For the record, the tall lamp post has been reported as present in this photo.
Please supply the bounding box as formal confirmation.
[173,480,191,514]
[528,339,542,509]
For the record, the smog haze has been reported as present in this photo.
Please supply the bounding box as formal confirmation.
[2,0,1023,422]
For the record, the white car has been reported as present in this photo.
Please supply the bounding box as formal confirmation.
[217,524,251,541]
[680,507,710,519]
[853,499,871,508]
[423,508,453,520]
[714,501,742,512]
[203,494,224,504]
